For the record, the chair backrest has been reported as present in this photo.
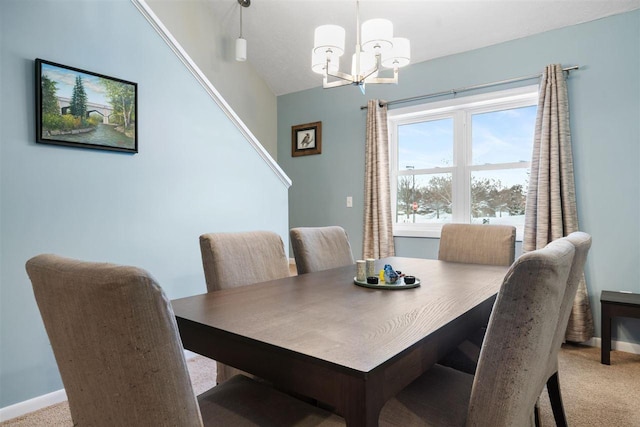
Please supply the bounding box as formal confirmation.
[290,226,355,274]
[467,239,574,427]
[26,254,203,427]
[438,223,516,266]
[546,231,592,377]
[199,231,290,292]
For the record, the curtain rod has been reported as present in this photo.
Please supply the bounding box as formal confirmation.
[360,65,580,110]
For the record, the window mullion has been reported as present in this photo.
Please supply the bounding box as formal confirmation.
[452,110,467,223]
[463,110,472,223]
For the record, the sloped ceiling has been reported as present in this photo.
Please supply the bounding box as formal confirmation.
[207,0,640,95]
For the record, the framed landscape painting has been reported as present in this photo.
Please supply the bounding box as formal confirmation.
[35,59,138,153]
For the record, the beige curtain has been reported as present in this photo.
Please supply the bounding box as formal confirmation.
[524,64,594,342]
[363,100,395,259]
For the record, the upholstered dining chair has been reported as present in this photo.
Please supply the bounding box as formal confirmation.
[442,231,592,426]
[438,223,516,374]
[539,231,592,427]
[290,226,355,274]
[26,254,343,427]
[378,238,575,427]
[199,230,291,383]
[438,223,516,266]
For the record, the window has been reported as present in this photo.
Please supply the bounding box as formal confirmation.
[388,86,538,240]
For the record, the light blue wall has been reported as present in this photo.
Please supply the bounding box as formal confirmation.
[278,11,640,344]
[0,0,288,407]
[145,0,279,159]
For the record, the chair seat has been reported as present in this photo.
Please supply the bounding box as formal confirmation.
[439,326,486,375]
[379,364,472,427]
[198,375,344,426]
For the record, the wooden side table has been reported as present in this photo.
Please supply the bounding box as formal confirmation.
[600,290,640,365]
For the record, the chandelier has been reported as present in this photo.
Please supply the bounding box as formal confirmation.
[311,0,410,93]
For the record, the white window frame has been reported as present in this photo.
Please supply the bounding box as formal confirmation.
[388,85,539,240]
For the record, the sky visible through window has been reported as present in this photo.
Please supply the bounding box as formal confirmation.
[398,105,536,187]
[472,106,536,166]
[398,118,453,169]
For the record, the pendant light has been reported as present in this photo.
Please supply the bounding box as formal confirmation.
[236,0,250,62]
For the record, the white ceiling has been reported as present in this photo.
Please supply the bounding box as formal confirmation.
[208,0,640,96]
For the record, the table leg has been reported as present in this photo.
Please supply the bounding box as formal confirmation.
[601,303,611,365]
[343,405,381,427]
[340,377,384,427]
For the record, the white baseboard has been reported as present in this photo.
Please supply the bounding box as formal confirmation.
[0,349,200,422]
[584,337,640,355]
[0,389,67,422]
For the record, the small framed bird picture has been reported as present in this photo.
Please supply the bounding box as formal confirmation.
[291,121,321,157]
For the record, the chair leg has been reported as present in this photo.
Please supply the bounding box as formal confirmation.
[547,371,568,427]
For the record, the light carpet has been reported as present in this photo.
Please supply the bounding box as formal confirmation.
[1,344,638,426]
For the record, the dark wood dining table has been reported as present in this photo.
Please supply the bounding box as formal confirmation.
[171,257,509,427]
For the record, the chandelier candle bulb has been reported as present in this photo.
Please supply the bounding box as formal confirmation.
[313,25,346,56]
[361,18,394,53]
[312,49,339,74]
[382,37,411,69]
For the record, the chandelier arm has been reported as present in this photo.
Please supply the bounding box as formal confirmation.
[365,76,398,85]
[326,69,357,83]
[367,68,399,84]
[323,77,354,89]
[359,63,380,82]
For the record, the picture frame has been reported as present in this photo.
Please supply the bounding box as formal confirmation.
[35,58,138,153]
[291,121,322,157]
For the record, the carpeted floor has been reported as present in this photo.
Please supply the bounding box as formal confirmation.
[2,344,638,426]
[0,356,218,427]
[537,344,640,427]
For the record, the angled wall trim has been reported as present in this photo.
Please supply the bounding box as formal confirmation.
[131,0,291,188]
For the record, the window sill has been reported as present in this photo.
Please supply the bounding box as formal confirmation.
[393,225,524,242]
[393,224,444,239]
